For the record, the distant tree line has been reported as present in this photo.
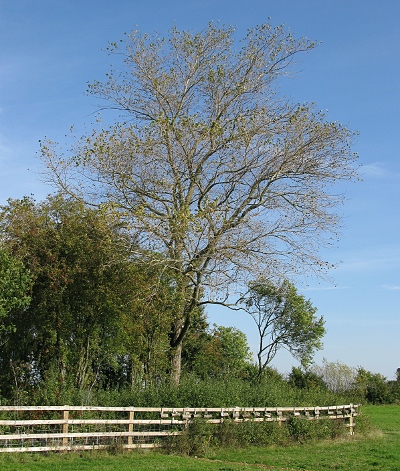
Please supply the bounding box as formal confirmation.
[289,359,400,405]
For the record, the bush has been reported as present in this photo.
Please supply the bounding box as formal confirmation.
[164,418,216,456]
[217,419,290,447]
[165,414,350,456]
[286,416,345,443]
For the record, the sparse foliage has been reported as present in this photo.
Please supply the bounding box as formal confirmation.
[41,23,357,383]
[311,359,357,393]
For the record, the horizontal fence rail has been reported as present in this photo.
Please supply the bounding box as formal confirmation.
[0,404,359,453]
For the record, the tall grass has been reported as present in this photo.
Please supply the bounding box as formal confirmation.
[7,371,356,408]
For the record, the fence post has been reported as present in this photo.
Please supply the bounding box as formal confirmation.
[277,408,282,427]
[233,407,240,422]
[62,405,69,447]
[349,404,354,435]
[128,410,134,446]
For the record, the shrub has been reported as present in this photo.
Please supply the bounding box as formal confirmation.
[286,416,345,443]
[164,418,216,456]
[165,413,351,456]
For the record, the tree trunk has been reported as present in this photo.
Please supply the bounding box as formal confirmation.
[170,342,182,385]
[257,351,263,380]
[169,300,189,385]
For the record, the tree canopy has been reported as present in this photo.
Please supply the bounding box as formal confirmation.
[183,322,252,380]
[0,195,150,391]
[41,23,357,383]
[242,279,325,376]
[0,247,31,335]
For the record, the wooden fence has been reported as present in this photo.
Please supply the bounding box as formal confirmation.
[0,404,359,453]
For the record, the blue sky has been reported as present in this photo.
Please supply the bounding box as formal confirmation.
[1,0,399,378]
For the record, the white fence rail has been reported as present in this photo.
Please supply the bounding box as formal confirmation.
[0,404,359,453]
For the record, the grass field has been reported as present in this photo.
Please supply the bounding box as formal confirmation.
[0,405,399,470]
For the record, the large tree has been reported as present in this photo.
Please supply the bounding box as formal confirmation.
[41,23,357,383]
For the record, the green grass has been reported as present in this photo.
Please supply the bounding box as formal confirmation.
[0,452,253,471]
[210,405,400,470]
[0,405,399,470]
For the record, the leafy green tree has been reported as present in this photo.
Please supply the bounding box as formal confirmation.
[113,265,178,388]
[181,308,211,378]
[212,325,253,377]
[0,247,31,331]
[41,23,357,384]
[387,369,400,403]
[354,367,393,404]
[288,366,326,390]
[183,319,252,380]
[241,279,325,377]
[0,195,145,392]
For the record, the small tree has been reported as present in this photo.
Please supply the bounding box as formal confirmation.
[311,359,357,393]
[41,23,357,383]
[288,366,326,390]
[183,321,252,380]
[242,279,325,377]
